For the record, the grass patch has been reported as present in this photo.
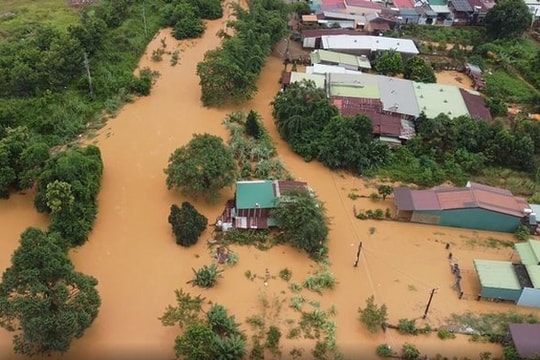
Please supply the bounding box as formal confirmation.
[484,70,534,104]
[401,24,485,45]
[0,0,79,38]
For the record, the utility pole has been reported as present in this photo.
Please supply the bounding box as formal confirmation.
[354,242,363,267]
[422,288,437,319]
[83,52,94,100]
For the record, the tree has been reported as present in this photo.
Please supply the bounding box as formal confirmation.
[175,324,217,360]
[160,289,205,329]
[374,50,403,76]
[484,0,531,39]
[214,334,247,360]
[358,295,388,333]
[245,110,262,139]
[45,180,74,214]
[0,228,100,356]
[206,304,242,338]
[188,264,223,288]
[402,343,421,360]
[271,189,329,258]
[403,56,436,83]
[377,185,393,200]
[165,134,237,202]
[168,202,208,247]
[172,14,206,40]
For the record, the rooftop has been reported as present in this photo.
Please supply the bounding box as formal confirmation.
[509,324,540,358]
[515,239,540,266]
[321,35,419,55]
[413,82,469,119]
[459,88,492,121]
[289,72,326,88]
[450,0,473,12]
[330,84,380,98]
[473,259,522,290]
[377,75,420,117]
[526,265,540,288]
[344,0,385,9]
[236,181,276,209]
[392,0,415,8]
[307,63,362,75]
[311,49,372,69]
[302,28,360,39]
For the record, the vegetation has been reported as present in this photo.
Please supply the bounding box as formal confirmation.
[377,185,393,200]
[272,188,330,259]
[484,0,531,40]
[160,0,219,40]
[161,290,246,359]
[374,50,404,76]
[402,343,421,360]
[197,0,288,106]
[279,268,292,281]
[358,295,388,334]
[34,145,103,246]
[0,228,100,356]
[376,343,395,357]
[515,223,531,242]
[165,133,237,202]
[168,202,208,247]
[188,264,223,288]
[303,268,336,294]
[403,56,436,83]
[437,328,456,340]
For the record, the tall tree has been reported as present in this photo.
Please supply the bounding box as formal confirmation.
[165,134,237,202]
[374,50,404,76]
[403,56,436,83]
[484,0,531,39]
[0,228,100,356]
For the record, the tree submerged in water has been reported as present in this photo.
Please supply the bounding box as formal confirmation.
[168,202,208,247]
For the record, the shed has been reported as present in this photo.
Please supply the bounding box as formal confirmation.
[515,239,540,266]
[473,259,523,302]
[508,324,540,358]
[394,181,530,232]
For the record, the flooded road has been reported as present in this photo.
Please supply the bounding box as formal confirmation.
[0,9,538,360]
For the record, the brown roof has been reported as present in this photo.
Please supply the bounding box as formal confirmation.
[459,89,492,121]
[369,22,390,31]
[345,0,384,9]
[395,181,529,217]
[301,28,360,39]
[509,324,540,358]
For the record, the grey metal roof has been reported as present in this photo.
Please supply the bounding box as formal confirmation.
[450,0,473,12]
[377,76,420,117]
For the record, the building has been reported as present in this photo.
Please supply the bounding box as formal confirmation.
[394,181,531,233]
[306,63,363,75]
[281,72,326,89]
[216,180,311,231]
[459,88,492,122]
[320,34,420,58]
[413,82,470,119]
[311,49,372,70]
[508,324,540,358]
[473,240,540,307]
[302,28,360,49]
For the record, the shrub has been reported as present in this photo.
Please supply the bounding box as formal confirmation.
[515,223,530,242]
[437,328,456,340]
[279,268,292,281]
[358,296,388,334]
[189,264,223,288]
[168,202,208,247]
[402,343,421,360]
[376,344,394,357]
[266,326,281,352]
[398,318,417,335]
[303,269,336,294]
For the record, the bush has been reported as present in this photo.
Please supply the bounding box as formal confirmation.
[266,326,281,352]
[402,343,421,360]
[279,268,292,281]
[398,318,417,335]
[168,202,208,247]
[303,269,336,294]
[358,296,388,334]
[376,344,394,357]
[515,223,530,242]
[189,264,223,288]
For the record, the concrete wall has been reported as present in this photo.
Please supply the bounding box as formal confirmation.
[413,208,521,233]
[480,286,521,302]
[517,288,540,308]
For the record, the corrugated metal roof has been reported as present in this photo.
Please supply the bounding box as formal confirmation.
[345,0,385,9]
[459,88,492,122]
[394,187,440,210]
[236,181,276,209]
[473,259,522,290]
[436,188,476,209]
[469,181,528,218]
[331,84,380,98]
[311,49,372,69]
[509,324,540,358]
[413,82,469,119]
[526,265,540,288]
[515,240,540,266]
[429,4,451,13]
[450,0,473,12]
[377,76,420,117]
[392,0,415,8]
[290,72,326,89]
[307,63,362,75]
[321,35,419,55]
[302,28,360,38]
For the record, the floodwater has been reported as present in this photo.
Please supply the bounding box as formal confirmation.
[1,10,539,360]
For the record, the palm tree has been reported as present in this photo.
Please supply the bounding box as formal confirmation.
[214,334,247,360]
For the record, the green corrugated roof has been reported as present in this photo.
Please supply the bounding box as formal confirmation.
[311,50,371,70]
[290,72,326,89]
[330,84,380,98]
[526,265,540,288]
[428,0,447,5]
[474,259,522,290]
[515,240,540,266]
[413,82,469,119]
[236,181,276,209]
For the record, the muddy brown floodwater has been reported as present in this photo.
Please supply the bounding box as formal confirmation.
[1,9,539,360]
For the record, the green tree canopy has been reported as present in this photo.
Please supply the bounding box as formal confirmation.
[0,228,101,356]
[168,202,208,247]
[484,0,531,39]
[403,56,436,83]
[374,50,404,76]
[165,134,237,202]
[358,295,388,333]
[272,189,329,259]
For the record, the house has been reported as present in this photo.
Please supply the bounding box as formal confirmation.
[394,181,532,233]
[281,71,326,89]
[302,29,361,49]
[459,88,492,122]
[508,324,540,358]
[473,240,540,306]
[343,0,385,15]
[448,0,473,24]
[377,75,420,118]
[302,14,319,26]
[320,34,420,58]
[327,72,381,99]
[306,63,363,75]
[428,0,453,22]
[310,49,372,70]
[216,180,311,231]
[366,12,397,34]
[464,63,485,91]
[413,82,470,119]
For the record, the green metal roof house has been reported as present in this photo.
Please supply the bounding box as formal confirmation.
[413,82,470,119]
[311,49,372,70]
[473,259,523,302]
[394,181,531,233]
[216,180,311,230]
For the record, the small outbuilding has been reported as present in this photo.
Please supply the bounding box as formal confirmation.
[508,324,540,358]
[394,181,531,233]
[473,259,523,302]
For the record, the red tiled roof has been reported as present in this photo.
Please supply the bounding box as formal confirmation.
[459,89,492,122]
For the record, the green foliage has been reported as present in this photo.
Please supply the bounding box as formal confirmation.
[485,97,508,117]
[448,311,539,340]
[265,326,281,352]
[377,185,393,200]
[398,318,417,335]
[189,264,223,288]
[245,110,263,139]
[279,268,292,281]
[402,24,485,45]
[303,269,336,294]
[484,70,533,104]
[206,304,242,338]
[358,295,388,334]
[168,202,208,247]
[437,329,456,340]
[0,228,100,356]
[402,343,421,360]
[376,344,395,357]
[214,334,247,360]
[375,50,403,76]
[45,180,74,214]
[515,223,531,242]
[34,145,103,246]
[484,0,531,40]
[404,56,436,83]
[165,133,237,202]
[160,289,205,328]
[175,323,217,360]
[271,189,329,259]
[130,67,159,96]
[197,0,288,106]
